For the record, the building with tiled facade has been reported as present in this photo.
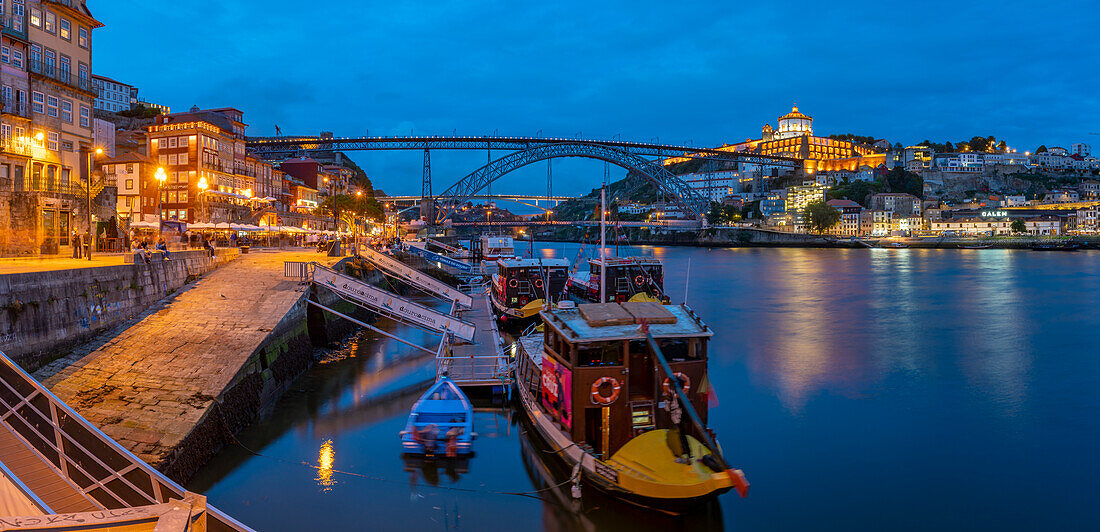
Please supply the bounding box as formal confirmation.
[0,0,103,255]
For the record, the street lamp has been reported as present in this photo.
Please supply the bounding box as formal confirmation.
[197,176,208,222]
[155,167,166,225]
[84,147,103,260]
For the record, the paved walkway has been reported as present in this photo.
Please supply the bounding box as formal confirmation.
[36,249,339,467]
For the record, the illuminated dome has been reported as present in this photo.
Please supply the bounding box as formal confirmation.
[777,106,813,139]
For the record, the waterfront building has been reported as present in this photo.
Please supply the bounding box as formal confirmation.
[760,190,786,218]
[871,192,921,217]
[904,146,934,170]
[871,210,895,236]
[826,198,864,236]
[1070,143,1091,158]
[930,217,1011,235]
[1001,195,1028,207]
[0,0,103,256]
[680,170,745,202]
[99,151,155,223]
[1032,149,1070,169]
[1043,190,1079,204]
[146,106,274,223]
[90,74,133,113]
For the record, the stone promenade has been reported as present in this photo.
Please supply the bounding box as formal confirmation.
[35,249,339,471]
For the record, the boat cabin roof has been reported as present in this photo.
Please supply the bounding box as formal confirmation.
[498,258,570,268]
[541,302,711,342]
[589,256,662,267]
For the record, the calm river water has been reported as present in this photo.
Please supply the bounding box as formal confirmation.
[188,245,1100,531]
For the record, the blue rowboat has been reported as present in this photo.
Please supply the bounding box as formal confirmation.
[400,377,474,456]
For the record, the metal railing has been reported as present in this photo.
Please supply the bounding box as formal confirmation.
[1,96,30,117]
[28,59,91,92]
[0,349,253,531]
[284,260,312,282]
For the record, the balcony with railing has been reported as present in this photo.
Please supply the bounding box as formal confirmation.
[28,60,92,94]
[0,97,30,118]
[1,137,34,157]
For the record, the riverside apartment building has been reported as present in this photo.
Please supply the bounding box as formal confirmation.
[0,0,102,255]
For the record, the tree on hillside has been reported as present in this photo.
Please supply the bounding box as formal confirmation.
[828,180,876,207]
[881,168,924,198]
[1011,219,1026,233]
[803,200,841,234]
[1035,145,1047,153]
[997,140,1007,152]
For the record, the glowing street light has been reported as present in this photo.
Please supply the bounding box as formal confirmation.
[197,177,209,222]
[155,167,167,223]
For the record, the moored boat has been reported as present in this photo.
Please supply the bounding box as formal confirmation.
[491,258,570,324]
[400,377,475,456]
[566,257,667,304]
[1030,241,1081,251]
[479,235,516,261]
[514,301,748,508]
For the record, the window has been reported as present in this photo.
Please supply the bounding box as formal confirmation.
[168,137,177,148]
[0,124,10,140]
[29,44,40,70]
[178,153,188,164]
[60,18,70,40]
[12,50,22,69]
[61,99,72,122]
[158,154,167,165]
[78,64,88,89]
[126,164,133,173]
[47,132,57,151]
[31,91,43,114]
[29,8,40,28]
[78,27,88,48]
[178,210,187,221]
[11,2,23,32]
[59,55,69,80]
[79,105,89,127]
[168,191,177,203]
[46,95,58,117]
[44,11,55,33]
[156,138,165,149]
[125,179,133,190]
[179,190,188,202]
[168,153,177,165]
[0,47,8,64]
[180,136,191,147]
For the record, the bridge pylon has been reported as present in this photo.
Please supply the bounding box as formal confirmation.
[421,149,434,221]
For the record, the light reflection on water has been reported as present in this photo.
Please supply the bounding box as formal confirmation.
[189,245,1100,531]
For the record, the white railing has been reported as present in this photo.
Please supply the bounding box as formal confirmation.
[0,350,253,531]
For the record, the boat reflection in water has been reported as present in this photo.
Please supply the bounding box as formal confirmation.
[402,453,472,488]
[517,411,725,532]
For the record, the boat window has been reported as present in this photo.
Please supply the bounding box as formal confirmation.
[658,339,697,361]
[578,341,623,367]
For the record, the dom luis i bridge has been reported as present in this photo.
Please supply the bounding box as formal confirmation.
[245,134,802,225]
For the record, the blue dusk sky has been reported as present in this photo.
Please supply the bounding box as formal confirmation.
[94,0,1099,196]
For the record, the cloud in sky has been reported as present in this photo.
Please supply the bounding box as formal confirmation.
[93,0,1099,195]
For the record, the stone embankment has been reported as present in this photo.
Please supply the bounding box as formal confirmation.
[0,249,239,370]
[33,250,366,482]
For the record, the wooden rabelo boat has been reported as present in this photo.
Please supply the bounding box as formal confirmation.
[566,257,667,304]
[514,301,748,508]
[491,258,571,324]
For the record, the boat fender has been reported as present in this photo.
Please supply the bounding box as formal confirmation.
[591,377,621,405]
[728,468,750,498]
[534,279,543,288]
[509,278,519,288]
[662,373,691,395]
[634,275,645,286]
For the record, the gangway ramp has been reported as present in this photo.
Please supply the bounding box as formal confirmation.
[359,247,473,307]
[405,241,473,272]
[313,264,476,342]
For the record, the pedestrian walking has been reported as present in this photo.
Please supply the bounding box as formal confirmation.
[71,230,82,258]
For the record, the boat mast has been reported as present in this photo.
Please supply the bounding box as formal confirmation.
[600,185,607,303]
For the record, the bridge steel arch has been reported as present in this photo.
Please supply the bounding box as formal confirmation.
[433,142,710,225]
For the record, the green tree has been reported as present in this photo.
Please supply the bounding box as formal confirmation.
[706,202,723,225]
[1010,219,1026,233]
[1036,145,1048,153]
[318,193,384,231]
[803,200,841,234]
[996,140,1007,152]
[828,180,876,207]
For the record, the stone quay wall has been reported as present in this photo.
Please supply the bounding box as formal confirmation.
[0,249,239,370]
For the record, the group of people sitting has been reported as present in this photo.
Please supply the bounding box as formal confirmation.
[131,238,171,264]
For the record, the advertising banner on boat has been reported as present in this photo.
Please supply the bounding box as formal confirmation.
[540,356,572,429]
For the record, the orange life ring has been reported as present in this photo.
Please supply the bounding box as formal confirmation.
[508,278,518,288]
[634,275,645,286]
[662,373,691,395]
[534,279,543,288]
[591,377,621,405]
